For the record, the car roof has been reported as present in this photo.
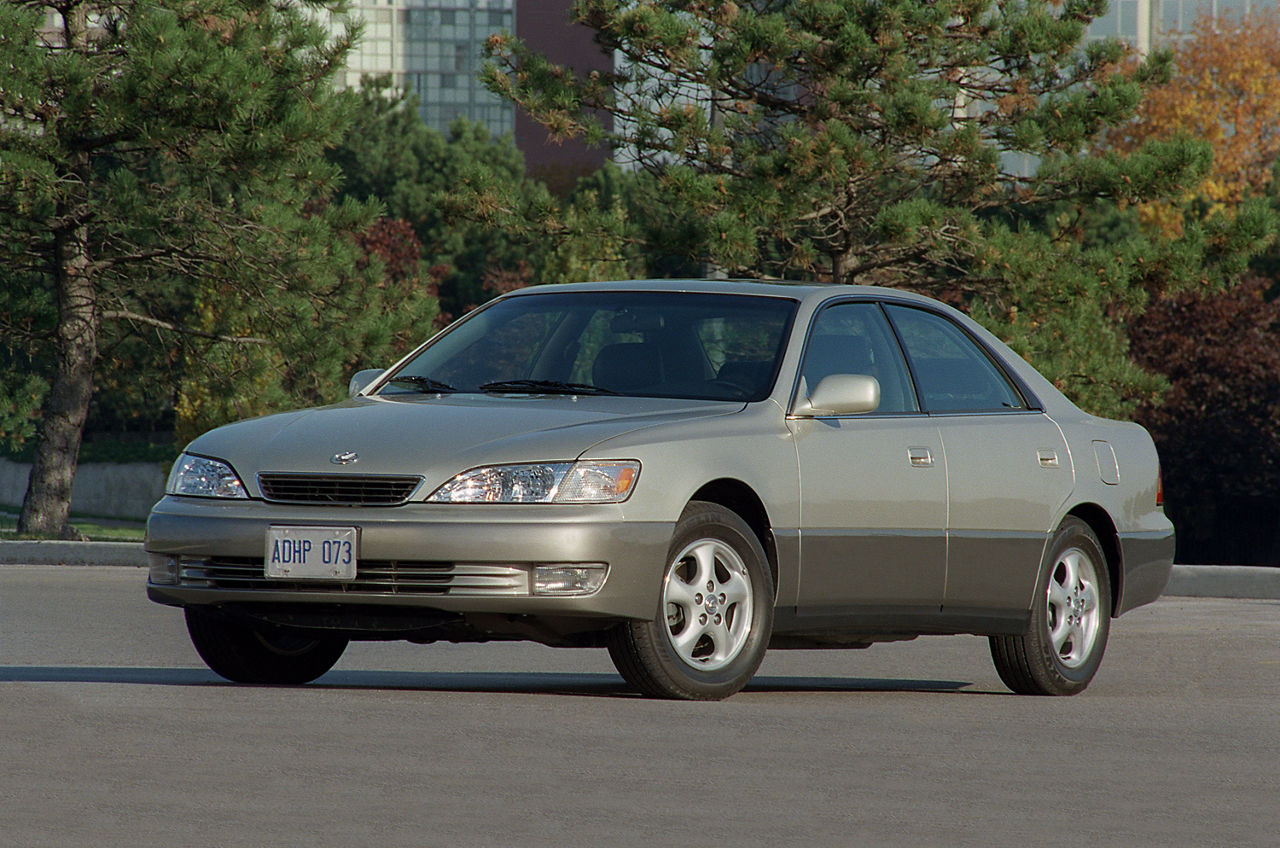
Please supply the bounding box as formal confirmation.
[500,278,1079,418]
[502,278,944,309]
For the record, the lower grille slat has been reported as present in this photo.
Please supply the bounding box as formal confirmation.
[181,557,529,596]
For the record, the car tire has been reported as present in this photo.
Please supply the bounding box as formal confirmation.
[185,607,349,685]
[989,517,1111,696]
[607,501,773,700]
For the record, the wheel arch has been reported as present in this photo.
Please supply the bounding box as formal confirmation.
[1065,503,1122,616]
[688,478,778,592]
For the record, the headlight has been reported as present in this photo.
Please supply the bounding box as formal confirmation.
[166,453,248,499]
[427,460,639,504]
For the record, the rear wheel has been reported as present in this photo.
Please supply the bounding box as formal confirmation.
[989,517,1111,696]
[186,607,348,685]
[608,502,773,700]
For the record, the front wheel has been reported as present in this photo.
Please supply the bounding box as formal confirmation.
[608,502,773,700]
[989,517,1111,696]
[186,607,349,685]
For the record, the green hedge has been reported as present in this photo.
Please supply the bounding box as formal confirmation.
[2,440,179,465]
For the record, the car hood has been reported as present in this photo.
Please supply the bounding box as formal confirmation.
[184,394,742,496]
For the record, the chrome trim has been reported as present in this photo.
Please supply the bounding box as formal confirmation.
[908,447,935,468]
[178,557,530,596]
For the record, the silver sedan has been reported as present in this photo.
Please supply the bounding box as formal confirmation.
[146,279,1174,699]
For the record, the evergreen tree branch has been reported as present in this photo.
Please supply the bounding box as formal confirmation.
[100,310,271,345]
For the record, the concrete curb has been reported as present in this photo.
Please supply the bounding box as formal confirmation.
[0,541,1277,599]
[1162,565,1280,600]
[0,541,150,568]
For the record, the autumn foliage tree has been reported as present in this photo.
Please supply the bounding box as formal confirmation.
[1088,10,1280,562]
[1101,10,1280,209]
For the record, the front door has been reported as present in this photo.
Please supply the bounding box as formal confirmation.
[789,301,948,616]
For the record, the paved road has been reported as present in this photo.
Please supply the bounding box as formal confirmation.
[1,565,1277,847]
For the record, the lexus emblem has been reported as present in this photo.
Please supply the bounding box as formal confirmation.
[330,451,359,465]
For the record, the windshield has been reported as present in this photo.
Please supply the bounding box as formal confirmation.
[380,290,798,401]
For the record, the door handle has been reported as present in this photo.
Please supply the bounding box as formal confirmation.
[908,447,934,468]
[1037,449,1060,468]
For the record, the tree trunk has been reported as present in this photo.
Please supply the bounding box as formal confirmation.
[18,219,98,539]
[18,4,99,540]
[832,248,856,285]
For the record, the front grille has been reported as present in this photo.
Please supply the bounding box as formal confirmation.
[257,473,422,506]
[180,557,529,596]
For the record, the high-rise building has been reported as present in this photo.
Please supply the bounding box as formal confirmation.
[1087,0,1278,51]
[511,3,613,192]
[339,1,516,136]
[337,0,610,183]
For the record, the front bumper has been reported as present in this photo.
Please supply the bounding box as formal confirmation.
[145,495,672,622]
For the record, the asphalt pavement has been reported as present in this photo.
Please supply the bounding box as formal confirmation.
[0,539,1277,597]
[2,567,1277,847]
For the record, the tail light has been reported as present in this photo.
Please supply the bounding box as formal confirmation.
[1156,465,1164,508]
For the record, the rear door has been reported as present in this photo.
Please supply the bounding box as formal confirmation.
[884,305,1073,621]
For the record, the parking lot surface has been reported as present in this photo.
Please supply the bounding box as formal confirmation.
[0,565,1276,847]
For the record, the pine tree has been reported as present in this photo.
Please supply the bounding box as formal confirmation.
[482,0,1276,416]
[0,0,375,536]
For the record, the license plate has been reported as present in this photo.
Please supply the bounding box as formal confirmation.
[265,526,358,581]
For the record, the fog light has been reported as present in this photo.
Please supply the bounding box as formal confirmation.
[148,553,179,585]
[532,564,608,596]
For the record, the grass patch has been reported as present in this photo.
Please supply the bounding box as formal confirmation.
[0,511,145,542]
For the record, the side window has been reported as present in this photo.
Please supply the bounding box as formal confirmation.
[884,305,1025,413]
[800,302,919,413]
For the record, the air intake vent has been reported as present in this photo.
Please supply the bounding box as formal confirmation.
[257,473,422,506]
[180,557,529,595]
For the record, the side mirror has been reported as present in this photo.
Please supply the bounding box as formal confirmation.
[792,374,880,417]
[348,368,384,397]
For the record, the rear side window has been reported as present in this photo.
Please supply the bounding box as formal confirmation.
[884,305,1026,413]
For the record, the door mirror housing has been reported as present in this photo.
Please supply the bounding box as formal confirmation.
[348,368,384,397]
[792,374,881,417]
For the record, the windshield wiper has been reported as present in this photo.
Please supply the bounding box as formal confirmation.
[386,375,458,393]
[478,379,618,396]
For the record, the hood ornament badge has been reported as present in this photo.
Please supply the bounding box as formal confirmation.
[330,451,359,465]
